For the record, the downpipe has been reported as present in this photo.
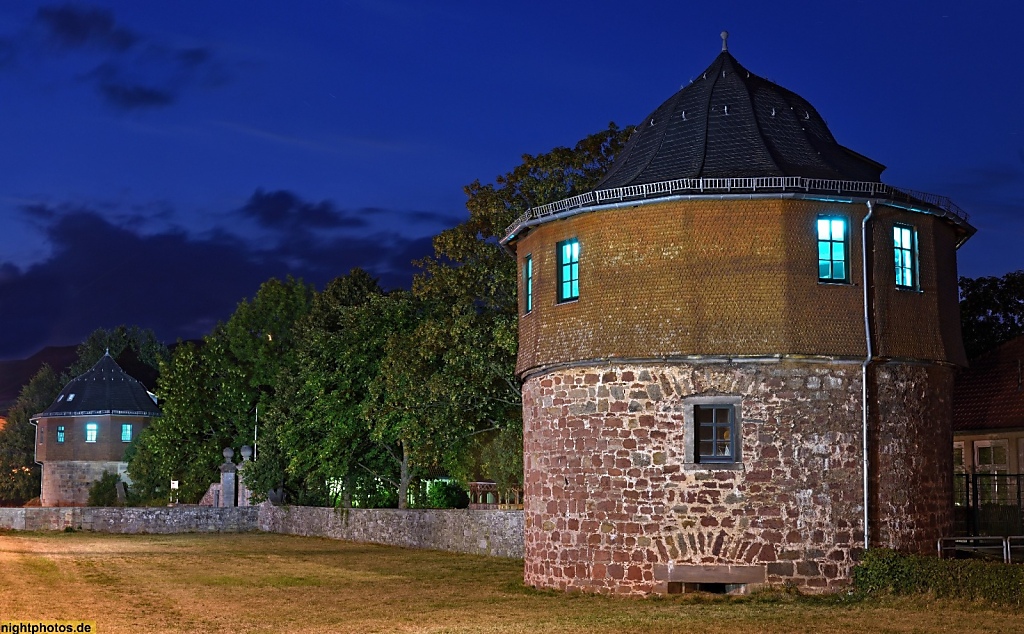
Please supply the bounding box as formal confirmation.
[861,200,876,551]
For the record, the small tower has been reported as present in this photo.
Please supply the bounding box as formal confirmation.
[502,39,974,593]
[31,352,161,506]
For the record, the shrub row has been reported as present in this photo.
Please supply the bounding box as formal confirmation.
[853,548,1024,606]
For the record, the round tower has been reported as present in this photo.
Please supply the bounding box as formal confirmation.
[502,37,974,594]
[31,352,161,506]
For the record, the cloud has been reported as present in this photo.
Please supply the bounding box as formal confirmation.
[35,4,137,51]
[0,202,436,359]
[238,190,366,230]
[3,4,231,110]
[97,81,175,109]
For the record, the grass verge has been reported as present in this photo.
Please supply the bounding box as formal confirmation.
[0,532,1020,634]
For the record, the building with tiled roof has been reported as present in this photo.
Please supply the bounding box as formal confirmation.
[31,352,161,506]
[953,336,1024,475]
[503,34,973,594]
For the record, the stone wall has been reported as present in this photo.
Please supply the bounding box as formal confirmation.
[0,505,524,559]
[0,506,258,533]
[258,505,524,559]
[40,460,128,507]
[872,362,955,552]
[522,359,951,595]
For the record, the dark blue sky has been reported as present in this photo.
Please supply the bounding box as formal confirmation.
[1,1,1022,359]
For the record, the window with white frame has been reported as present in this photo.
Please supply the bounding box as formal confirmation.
[121,423,132,443]
[557,238,579,302]
[523,255,533,314]
[974,439,1010,505]
[85,422,98,443]
[817,216,848,283]
[893,224,918,289]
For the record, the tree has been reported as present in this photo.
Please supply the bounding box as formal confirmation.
[65,325,168,379]
[406,123,633,494]
[960,271,1024,359]
[0,365,62,504]
[249,269,387,506]
[131,278,313,503]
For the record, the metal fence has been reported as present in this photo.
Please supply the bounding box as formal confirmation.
[953,473,1024,537]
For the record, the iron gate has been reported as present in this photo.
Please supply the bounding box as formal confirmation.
[953,473,1024,536]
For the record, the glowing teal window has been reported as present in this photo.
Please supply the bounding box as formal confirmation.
[85,423,98,443]
[695,405,735,464]
[894,224,917,289]
[817,217,848,282]
[121,424,133,443]
[56,426,65,443]
[523,255,533,314]
[557,239,579,302]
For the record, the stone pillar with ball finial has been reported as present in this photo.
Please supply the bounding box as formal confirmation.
[237,445,253,507]
[219,447,236,507]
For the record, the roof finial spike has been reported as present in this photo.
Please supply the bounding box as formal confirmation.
[721,30,729,52]
[105,347,110,356]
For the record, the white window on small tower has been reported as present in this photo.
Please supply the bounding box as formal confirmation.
[85,422,98,443]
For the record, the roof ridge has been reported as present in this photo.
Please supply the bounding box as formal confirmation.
[694,53,726,177]
[737,61,784,175]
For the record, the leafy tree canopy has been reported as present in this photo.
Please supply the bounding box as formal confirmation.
[248,269,386,506]
[132,277,313,503]
[960,271,1024,359]
[0,364,62,504]
[403,123,632,493]
[66,324,168,379]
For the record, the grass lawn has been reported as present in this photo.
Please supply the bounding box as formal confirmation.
[0,532,1020,634]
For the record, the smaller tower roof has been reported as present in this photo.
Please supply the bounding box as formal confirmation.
[36,352,161,418]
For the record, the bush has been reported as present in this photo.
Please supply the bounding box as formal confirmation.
[853,548,1024,606]
[87,471,124,507]
[425,480,469,509]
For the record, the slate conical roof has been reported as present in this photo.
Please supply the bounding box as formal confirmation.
[597,36,885,188]
[37,352,161,418]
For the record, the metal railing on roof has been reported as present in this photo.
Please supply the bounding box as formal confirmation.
[503,176,970,240]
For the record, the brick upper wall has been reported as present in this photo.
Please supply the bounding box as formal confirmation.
[36,415,152,462]
[513,198,967,376]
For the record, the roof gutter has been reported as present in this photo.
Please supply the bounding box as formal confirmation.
[29,417,43,469]
[861,200,876,551]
